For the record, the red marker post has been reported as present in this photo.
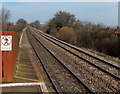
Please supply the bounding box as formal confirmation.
[2,31,18,82]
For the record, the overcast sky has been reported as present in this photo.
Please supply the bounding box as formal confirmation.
[2,2,118,26]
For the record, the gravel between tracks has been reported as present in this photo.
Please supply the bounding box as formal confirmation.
[30,29,120,93]
[39,30,120,78]
[27,29,90,93]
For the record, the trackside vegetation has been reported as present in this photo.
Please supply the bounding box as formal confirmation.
[1,7,120,59]
[42,11,120,59]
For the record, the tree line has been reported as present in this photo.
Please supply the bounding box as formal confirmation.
[1,7,120,58]
[42,11,120,58]
[0,7,42,34]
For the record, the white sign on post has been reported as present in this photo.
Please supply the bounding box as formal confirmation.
[1,36,12,51]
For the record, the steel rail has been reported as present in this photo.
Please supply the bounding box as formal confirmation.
[36,28,120,70]
[32,28,120,81]
[29,29,94,94]
[27,30,59,94]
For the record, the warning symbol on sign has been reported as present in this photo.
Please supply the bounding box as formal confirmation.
[1,36,12,51]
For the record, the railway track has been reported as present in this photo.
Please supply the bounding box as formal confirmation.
[27,26,120,93]
[33,27,120,80]
[37,27,120,69]
[27,28,93,93]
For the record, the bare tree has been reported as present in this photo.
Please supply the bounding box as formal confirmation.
[0,7,11,22]
[15,18,28,32]
[30,20,42,30]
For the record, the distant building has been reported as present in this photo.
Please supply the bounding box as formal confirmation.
[14,22,16,25]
